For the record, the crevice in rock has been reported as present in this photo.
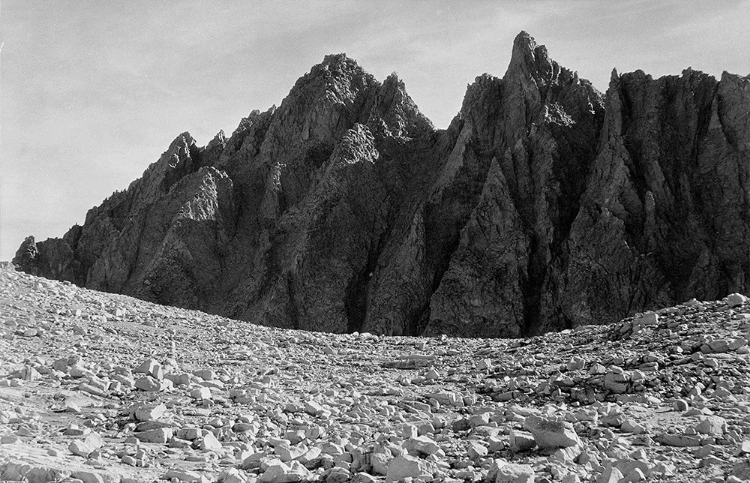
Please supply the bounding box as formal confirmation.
[344,247,379,334]
[286,275,300,331]
[520,236,544,337]
[413,145,494,336]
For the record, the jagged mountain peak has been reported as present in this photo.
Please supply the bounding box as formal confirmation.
[382,71,404,91]
[504,31,591,102]
[511,30,539,59]
[508,31,554,78]
[368,71,434,138]
[15,36,750,339]
[320,52,356,69]
[292,53,375,95]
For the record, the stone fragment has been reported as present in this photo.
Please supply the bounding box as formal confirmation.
[135,375,165,391]
[385,455,428,483]
[655,433,701,447]
[135,427,173,443]
[297,446,322,466]
[64,424,89,436]
[489,460,535,483]
[326,467,351,483]
[567,357,585,371]
[523,414,581,449]
[136,420,173,431]
[169,437,192,449]
[164,469,211,483]
[613,459,650,479]
[134,358,164,380]
[634,312,658,326]
[597,467,624,483]
[305,400,324,415]
[623,417,648,433]
[403,435,440,456]
[276,442,308,461]
[672,399,689,411]
[488,436,505,452]
[509,430,536,452]
[398,423,418,439]
[604,367,630,394]
[69,432,103,457]
[469,412,490,427]
[21,366,40,381]
[241,452,267,470]
[191,386,212,400]
[71,470,112,483]
[427,390,463,407]
[351,472,378,483]
[200,431,223,451]
[259,460,311,483]
[695,416,725,436]
[177,427,202,440]
[726,293,748,307]
[133,402,167,422]
[467,441,488,459]
[370,453,390,476]
[219,468,248,483]
[194,369,216,381]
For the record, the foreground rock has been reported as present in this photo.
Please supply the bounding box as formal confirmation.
[13,31,750,338]
[4,266,750,482]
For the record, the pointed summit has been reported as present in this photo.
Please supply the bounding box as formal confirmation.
[506,31,558,90]
[511,30,537,61]
[302,53,374,88]
[367,72,433,138]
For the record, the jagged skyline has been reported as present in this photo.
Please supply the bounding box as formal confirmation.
[2,0,750,261]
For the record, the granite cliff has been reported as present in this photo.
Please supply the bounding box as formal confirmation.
[15,32,750,337]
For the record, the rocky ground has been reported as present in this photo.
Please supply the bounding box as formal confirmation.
[3,264,750,483]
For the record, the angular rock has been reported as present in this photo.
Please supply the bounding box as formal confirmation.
[509,430,536,452]
[655,433,701,447]
[200,431,223,451]
[135,427,173,444]
[523,414,581,449]
[604,367,630,394]
[695,416,726,436]
[133,403,167,422]
[191,387,212,400]
[164,469,211,483]
[402,436,441,456]
[259,460,311,483]
[385,455,428,483]
[69,432,103,458]
[489,460,535,483]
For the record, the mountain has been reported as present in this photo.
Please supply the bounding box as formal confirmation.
[14,32,750,337]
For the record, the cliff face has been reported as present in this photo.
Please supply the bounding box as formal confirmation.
[15,32,750,337]
[424,33,605,337]
[565,68,750,327]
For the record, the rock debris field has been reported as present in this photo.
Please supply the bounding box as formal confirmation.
[4,265,750,483]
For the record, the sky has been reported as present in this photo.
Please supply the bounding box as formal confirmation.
[2,0,749,261]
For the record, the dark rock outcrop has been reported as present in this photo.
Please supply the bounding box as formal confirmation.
[15,32,750,337]
[565,68,750,327]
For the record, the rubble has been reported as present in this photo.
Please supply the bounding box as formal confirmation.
[3,266,750,482]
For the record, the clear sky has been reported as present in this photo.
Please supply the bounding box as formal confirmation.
[2,0,749,261]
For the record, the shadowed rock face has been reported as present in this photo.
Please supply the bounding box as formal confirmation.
[565,68,750,328]
[15,32,750,337]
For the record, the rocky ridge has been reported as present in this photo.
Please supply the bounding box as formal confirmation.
[13,32,750,337]
[6,261,750,482]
